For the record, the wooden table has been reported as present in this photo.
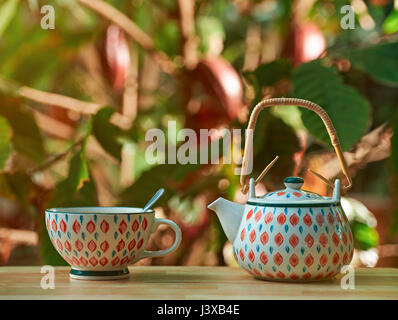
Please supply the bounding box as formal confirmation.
[0,266,397,299]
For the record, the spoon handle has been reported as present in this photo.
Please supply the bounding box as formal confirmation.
[143,188,165,212]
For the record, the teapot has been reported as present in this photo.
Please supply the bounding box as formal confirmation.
[208,98,354,281]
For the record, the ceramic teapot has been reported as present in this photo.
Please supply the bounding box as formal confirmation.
[208,98,354,281]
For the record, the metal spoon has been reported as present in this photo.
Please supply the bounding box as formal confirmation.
[142,188,165,212]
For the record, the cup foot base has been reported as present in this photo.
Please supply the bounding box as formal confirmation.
[70,268,130,280]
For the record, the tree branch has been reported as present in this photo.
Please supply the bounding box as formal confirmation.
[77,0,176,74]
[19,86,132,129]
[33,110,75,140]
[0,76,132,130]
[26,137,85,175]
[318,124,392,180]
[19,86,100,114]
[177,0,198,69]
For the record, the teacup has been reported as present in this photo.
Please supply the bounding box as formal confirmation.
[45,207,181,280]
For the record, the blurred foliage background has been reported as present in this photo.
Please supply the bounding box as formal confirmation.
[0,0,397,268]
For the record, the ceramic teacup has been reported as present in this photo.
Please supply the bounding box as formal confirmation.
[45,207,182,280]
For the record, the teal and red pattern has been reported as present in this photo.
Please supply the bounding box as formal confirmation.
[46,211,152,270]
[233,205,354,281]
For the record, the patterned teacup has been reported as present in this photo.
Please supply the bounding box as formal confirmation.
[45,207,182,280]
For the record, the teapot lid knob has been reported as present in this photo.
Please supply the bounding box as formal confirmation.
[284,176,304,190]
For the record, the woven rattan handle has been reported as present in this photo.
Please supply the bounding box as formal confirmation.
[240,97,352,195]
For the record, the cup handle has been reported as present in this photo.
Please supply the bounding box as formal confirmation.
[136,219,182,260]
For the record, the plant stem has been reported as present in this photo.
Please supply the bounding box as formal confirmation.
[19,86,132,129]
[0,76,132,130]
[177,0,198,70]
[19,86,100,114]
[26,137,85,175]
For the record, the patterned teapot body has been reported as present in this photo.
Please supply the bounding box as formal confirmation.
[234,177,354,281]
[209,177,354,282]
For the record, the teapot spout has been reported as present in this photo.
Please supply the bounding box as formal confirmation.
[208,198,245,243]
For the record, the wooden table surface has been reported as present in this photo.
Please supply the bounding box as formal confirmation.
[0,266,397,299]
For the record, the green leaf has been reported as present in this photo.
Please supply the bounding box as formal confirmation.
[252,114,300,186]
[11,48,64,91]
[0,172,38,236]
[292,60,371,151]
[92,107,124,161]
[383,9,398,34]
[351,221,379,250]
[197,16,225,54]
[118,136,234,207]
[0,0,19,37]
[244,59,293,111]
[49,119,95,207]
[0,98,46,164]
[245,59,293,88]
[56,151,88,197]
[341,41,398,86]
[179,174,226,202]
[154,21,181,57]
[0,116,12,170]
[49,140,96,207]
[0,172,33,208]
[271,105,305,131]
[39,226,68,266]
[119,162,202,208]
[42,138,97,265]
[41,176,97,266]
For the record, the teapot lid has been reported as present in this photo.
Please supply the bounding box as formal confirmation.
[247,176,341,207]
